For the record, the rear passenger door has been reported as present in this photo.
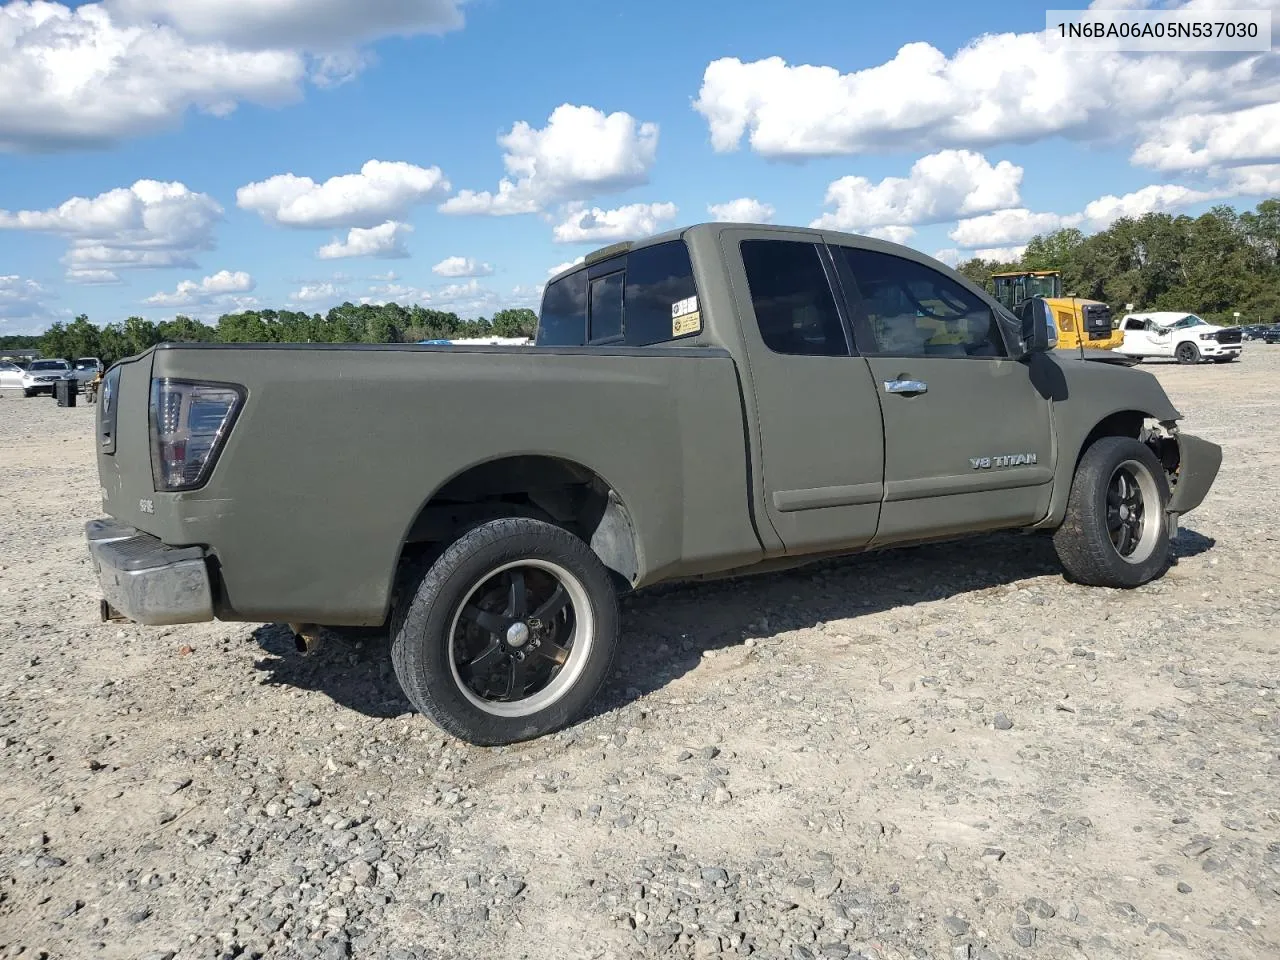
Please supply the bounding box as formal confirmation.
[725,231,886,555]
[831,244,1054,545]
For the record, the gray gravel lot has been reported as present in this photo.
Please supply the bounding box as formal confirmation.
[1,349,1277,960]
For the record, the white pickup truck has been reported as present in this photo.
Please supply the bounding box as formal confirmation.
[1116,312,1243,364]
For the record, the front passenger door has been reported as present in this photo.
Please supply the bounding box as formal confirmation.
[831,244,1055,546]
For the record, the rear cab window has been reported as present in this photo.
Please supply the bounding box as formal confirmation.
[535,238,702,347]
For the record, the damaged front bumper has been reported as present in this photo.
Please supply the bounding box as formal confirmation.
[86,519,215,626]
[1166,431,1222,519]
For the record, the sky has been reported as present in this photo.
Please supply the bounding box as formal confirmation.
[1,0,1278,335]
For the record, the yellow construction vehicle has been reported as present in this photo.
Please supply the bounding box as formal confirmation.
[990,270,1124,351]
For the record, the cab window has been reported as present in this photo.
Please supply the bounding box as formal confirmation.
[838,248,1006,358]
[739,240,849,357]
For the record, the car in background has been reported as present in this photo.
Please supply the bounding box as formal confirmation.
[1263,325,1280,344]
[19,358,72,396]
[1241,324,1270,340]
[1116,312,1243,364]
[0,360,28,391]
[70,357,104,383]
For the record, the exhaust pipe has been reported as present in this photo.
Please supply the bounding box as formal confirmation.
[288,623,324,655]
[100,599,128,623]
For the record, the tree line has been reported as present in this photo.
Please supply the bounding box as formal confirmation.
[956,198,1280,325]
[9,304,538,368]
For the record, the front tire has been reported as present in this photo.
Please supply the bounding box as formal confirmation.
[391,518,619,746]
[22,389,34,398]
[1175,342,1200,364]
[1053,437,1172,588]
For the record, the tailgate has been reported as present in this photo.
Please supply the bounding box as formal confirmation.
[95,351,164,536]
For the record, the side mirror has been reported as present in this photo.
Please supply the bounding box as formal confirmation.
[1014,297,1058,355]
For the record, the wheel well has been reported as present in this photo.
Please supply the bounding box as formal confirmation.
[1077,410,1180,477]
[398,456,640,592]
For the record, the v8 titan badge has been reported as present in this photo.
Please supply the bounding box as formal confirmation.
[671,295,702,337]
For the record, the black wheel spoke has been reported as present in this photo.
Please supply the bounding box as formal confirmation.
[1106,509,1123,531]
[1116,522,1133,556]
[533,639,570,667]
[461,605,509,636]
[505,656,529,700]
[531,584,569,623]
[466,638,504,673]
[506,570,528,619]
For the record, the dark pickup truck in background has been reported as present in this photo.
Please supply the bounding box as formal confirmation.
[87,223,1222,745]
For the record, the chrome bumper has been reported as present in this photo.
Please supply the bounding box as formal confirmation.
[86,519,214,626]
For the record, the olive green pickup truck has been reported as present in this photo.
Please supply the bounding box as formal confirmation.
[87,223,1222,745]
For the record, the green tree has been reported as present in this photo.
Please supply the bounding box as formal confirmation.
[491,308,538,338]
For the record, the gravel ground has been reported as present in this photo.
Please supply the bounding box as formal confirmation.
[1,349,1277,960]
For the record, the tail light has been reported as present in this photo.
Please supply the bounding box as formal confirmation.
[149,379,245,491]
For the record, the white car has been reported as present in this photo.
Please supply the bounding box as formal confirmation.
[0,360,28,392]
[17,358,72,396]
[1116,312,1243,364]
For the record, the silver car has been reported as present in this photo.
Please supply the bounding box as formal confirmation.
[70,357,104,383]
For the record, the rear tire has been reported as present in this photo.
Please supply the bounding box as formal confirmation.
[391,517,619,746]
[1053,436,1172,589]
[1175,342,1200,364]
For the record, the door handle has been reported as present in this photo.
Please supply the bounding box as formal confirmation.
[884,378,928,395]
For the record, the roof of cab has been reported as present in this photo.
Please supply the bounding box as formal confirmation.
[544,221,925,286]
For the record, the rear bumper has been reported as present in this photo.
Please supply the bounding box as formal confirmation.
[86,519,214,626]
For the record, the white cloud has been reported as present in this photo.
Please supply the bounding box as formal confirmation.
[0,274,54,328]
[0,179,222,278]
[436,279,485,302]
[949,181,1222,252]
[864,225,916,244]
[1132,103,1280,172]
[362,282,430,306]
[317,221,413,260]
[291,281,346,303]
[1220,163,1280,196]
[811,150,1022,231]
[972,245,1028,262]
[441,104,659,215]
[237,160,449,229]
[0,1,475,152]
[931,248,963,267]
[0,2,306,152]
[1081,183,1215,226]
[106,0,466,50]
[707,198,775,223]
[144,269,255,306]
[432,256,493,278]
[949,208,1081,248]
[552,202,678,244]
[547,256,585,277]
[692,29,1276,160]
[66,269,123,285]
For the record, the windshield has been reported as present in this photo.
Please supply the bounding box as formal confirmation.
[29,360,69,371]
[1027,275,1061,299]
[74,359,98,369]
[1170,315,1209,329]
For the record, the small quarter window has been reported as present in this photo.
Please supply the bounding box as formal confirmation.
[624,241,700,345]
[537,270,588,346]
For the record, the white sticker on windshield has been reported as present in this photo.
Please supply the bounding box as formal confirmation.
[671,295,698,319]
